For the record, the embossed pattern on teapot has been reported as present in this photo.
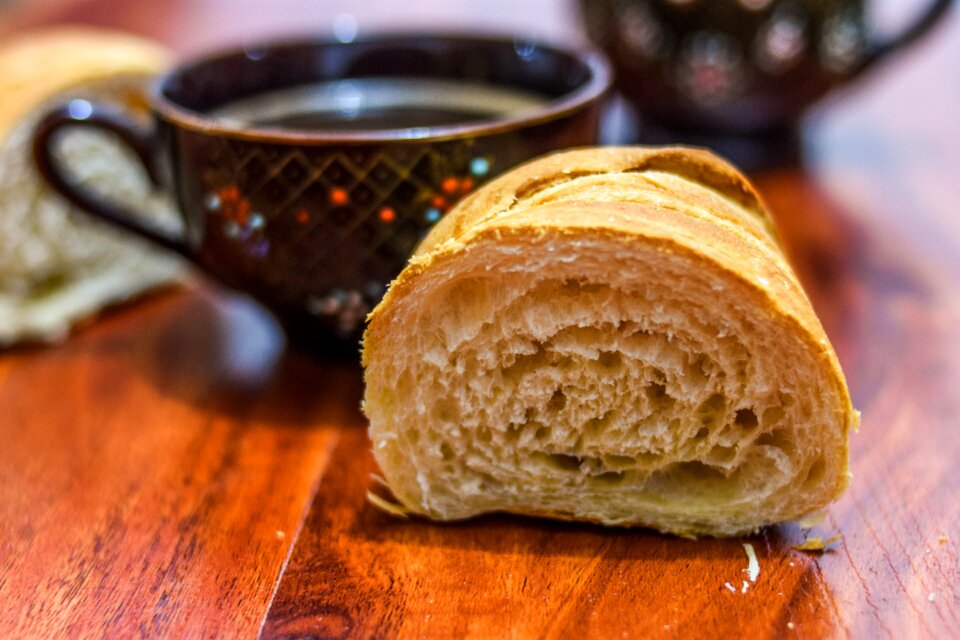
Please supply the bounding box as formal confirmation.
[580,0,953,135]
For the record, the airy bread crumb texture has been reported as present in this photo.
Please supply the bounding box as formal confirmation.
[363,147,857,538]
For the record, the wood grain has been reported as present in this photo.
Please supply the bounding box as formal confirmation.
[0,289,357,637]
[261,428,845,639]
[0,0,958,638]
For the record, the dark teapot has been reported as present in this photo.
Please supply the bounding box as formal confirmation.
[580,0,953,141]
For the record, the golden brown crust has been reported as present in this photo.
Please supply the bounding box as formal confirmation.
[413,146,781,258]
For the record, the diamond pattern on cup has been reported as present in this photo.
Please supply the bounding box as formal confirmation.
[200,137,491,316]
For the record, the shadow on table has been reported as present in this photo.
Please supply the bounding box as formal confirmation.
[98,282,368,427]
[0,281,369,432]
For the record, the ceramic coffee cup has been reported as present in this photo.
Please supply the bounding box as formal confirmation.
[579,0,951,161]
[33,34,611,353]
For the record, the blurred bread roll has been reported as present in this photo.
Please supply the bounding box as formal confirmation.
[363,147,858,538]
[0,27,182,345]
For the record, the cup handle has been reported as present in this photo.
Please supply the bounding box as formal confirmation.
[858,0,954,73]
[32,100,192,258]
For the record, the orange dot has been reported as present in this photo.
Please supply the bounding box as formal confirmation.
[441,177,459,194]
[329,188,349,206]
[236,202,250,226]
[432,195,447,209]
[296,209,310,224]
[379,207,396,223]
[460,177,474,193]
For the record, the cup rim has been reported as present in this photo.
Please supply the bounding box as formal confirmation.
[151,32,612,144]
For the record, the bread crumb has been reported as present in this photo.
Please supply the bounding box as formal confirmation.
[929,592,936,602]
[791,534,841,552]
[787,622,795,630]
[741,580,749,593]
[367,490,411,518]
[275,530,285,540]
[939,534,949,544]
[724,582,737,593]
[743,543,760,582]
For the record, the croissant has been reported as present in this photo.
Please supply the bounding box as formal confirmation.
[362,147,857,537]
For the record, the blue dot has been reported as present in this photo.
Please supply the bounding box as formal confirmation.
[204,193,221,211]
[470,157,490,176]
[248,212,265,229]
[425,207,441,223]
[248,239,270,259]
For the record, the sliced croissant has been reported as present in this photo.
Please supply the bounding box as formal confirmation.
[362,147,857,537]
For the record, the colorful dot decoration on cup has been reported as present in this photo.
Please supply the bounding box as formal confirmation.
[248,212,265,230]
[470,156,491,177]
[206,185,266,246]
[429,167,483,218]
[441,177,459,194]
[201,154,493,270]
[204,156,491,239]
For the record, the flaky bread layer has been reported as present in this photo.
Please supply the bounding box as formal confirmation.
[363,147,856,537]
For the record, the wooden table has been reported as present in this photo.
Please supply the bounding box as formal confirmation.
[1,1,958,637]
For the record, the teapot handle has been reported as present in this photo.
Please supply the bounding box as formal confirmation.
[858,0,953,74]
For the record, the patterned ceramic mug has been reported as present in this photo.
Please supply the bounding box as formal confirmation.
[580,0,952,142]
[33,35,611,354]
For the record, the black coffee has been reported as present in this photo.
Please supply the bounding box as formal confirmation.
[211,78,550,131]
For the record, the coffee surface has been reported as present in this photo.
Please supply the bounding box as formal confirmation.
[211,78,550,131]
